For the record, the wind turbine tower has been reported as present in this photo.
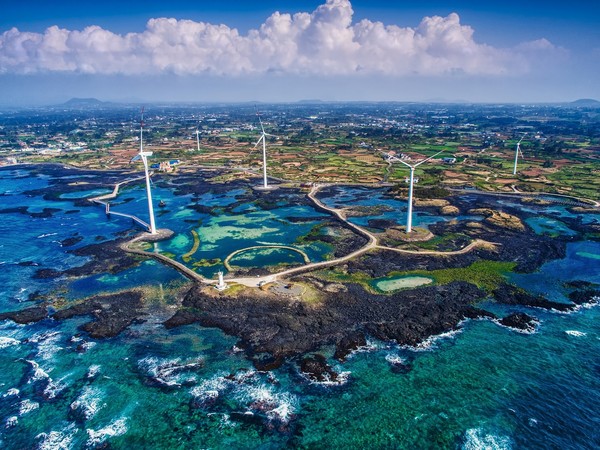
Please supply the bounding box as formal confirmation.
[196,128,200,152]
[396,151,444,233]
[132,108,157,234]
[513,136,525,175]
[254,112,277,190]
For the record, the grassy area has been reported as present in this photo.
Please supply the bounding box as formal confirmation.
[316,260,516,294]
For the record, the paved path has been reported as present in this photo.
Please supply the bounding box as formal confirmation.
[375,239,496,256]
[226,185,497,287]
[120,230,209,283]
[89,175,153,232]
[98,179,502,288]
[453,186,599,208]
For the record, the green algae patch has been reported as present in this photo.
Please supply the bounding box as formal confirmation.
[406,260,517,292]
[316,260,516,294]
[182,229,201,262]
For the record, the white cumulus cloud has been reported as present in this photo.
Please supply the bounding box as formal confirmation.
[0,0,562,77]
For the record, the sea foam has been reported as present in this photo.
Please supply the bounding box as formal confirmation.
[0,336,20,349]
[36,423,78,450]
[405,327,464,352]
[462,428,512,450]
[18,399,39,415]
[70,386,105,420]
[86,417,128,447]
[138,356,204,387]
[565,330,586,337]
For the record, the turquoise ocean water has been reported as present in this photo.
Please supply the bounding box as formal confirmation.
[0,166,598,449]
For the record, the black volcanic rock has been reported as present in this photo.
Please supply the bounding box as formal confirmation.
[164,281,489,368]
[17,261,39,267]
[499,312,538,333]
[65,238,139,277]
[334,331,367,361]
[300,355,339,382]
[33,268,63,279]
[60,236,83,247]
[0,306,48,324]
[568,289,600,305]
[493,283,573,311]
[53,291,144,338]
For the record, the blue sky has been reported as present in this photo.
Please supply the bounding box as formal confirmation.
[0,0,598,105]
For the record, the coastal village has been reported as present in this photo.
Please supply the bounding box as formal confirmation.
[2,102,598,202]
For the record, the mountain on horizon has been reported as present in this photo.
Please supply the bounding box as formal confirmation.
[62,97,106,107]
[570,98,600,107]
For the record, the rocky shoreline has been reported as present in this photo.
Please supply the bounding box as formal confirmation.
[2,165,598,379]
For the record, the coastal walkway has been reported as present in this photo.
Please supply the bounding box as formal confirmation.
[92,175,502,288]
[452,186,599,208]
[88,175,153,232]
[226,184,496,287]
[120,229,209,283]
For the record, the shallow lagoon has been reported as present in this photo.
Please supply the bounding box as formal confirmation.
[373,275,434,292]
[108,183,332,278]
[0,166,599,449]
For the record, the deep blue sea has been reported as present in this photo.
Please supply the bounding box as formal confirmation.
[0,166,598,449]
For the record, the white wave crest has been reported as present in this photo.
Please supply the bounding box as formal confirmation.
[36,423,78,450]
[86,365,101,379]
[190,373,230,403]
[405,328,463,352]
[238,384,299,423]
[5,416,18,428]
[385,353,406,365]
[43,375,69,400]
[19,399,39,415]
[138,356,204,387]
[565,330,586,337]
[78,341,96,352]
[0,336,20,349]
[70,386,105,420]
[29,331,63,361]
[462,427,512,450]
[26,360,50,383]
[37,233,58,239]
[3,388,20,398]
[86,417,127,447]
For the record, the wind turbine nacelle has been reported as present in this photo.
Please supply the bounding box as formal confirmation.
[141,151,153,157]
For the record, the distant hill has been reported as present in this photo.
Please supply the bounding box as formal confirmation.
[62,97,105,107]
[570,98,600,107]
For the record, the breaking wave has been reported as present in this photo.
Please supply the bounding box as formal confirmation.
[138,355,205,387]
[462,427,512,450]
[86,417,128,447]
[70,386,105,421]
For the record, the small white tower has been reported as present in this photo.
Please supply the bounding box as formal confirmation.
[215,271,228,291]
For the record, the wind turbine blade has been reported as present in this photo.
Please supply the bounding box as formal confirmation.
[130,154,141,163]
[414,150,445,167]
[396,159,414,169]
[256,110,266,135]
[254,136,264,147]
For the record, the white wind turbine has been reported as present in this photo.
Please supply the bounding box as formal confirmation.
[396,150,444,233]
[195,128,200,152]
[513,135,526,175]
[254,112,277,189]
[130,108,157,234]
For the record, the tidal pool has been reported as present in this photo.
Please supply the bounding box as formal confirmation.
[373,275,434,292]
